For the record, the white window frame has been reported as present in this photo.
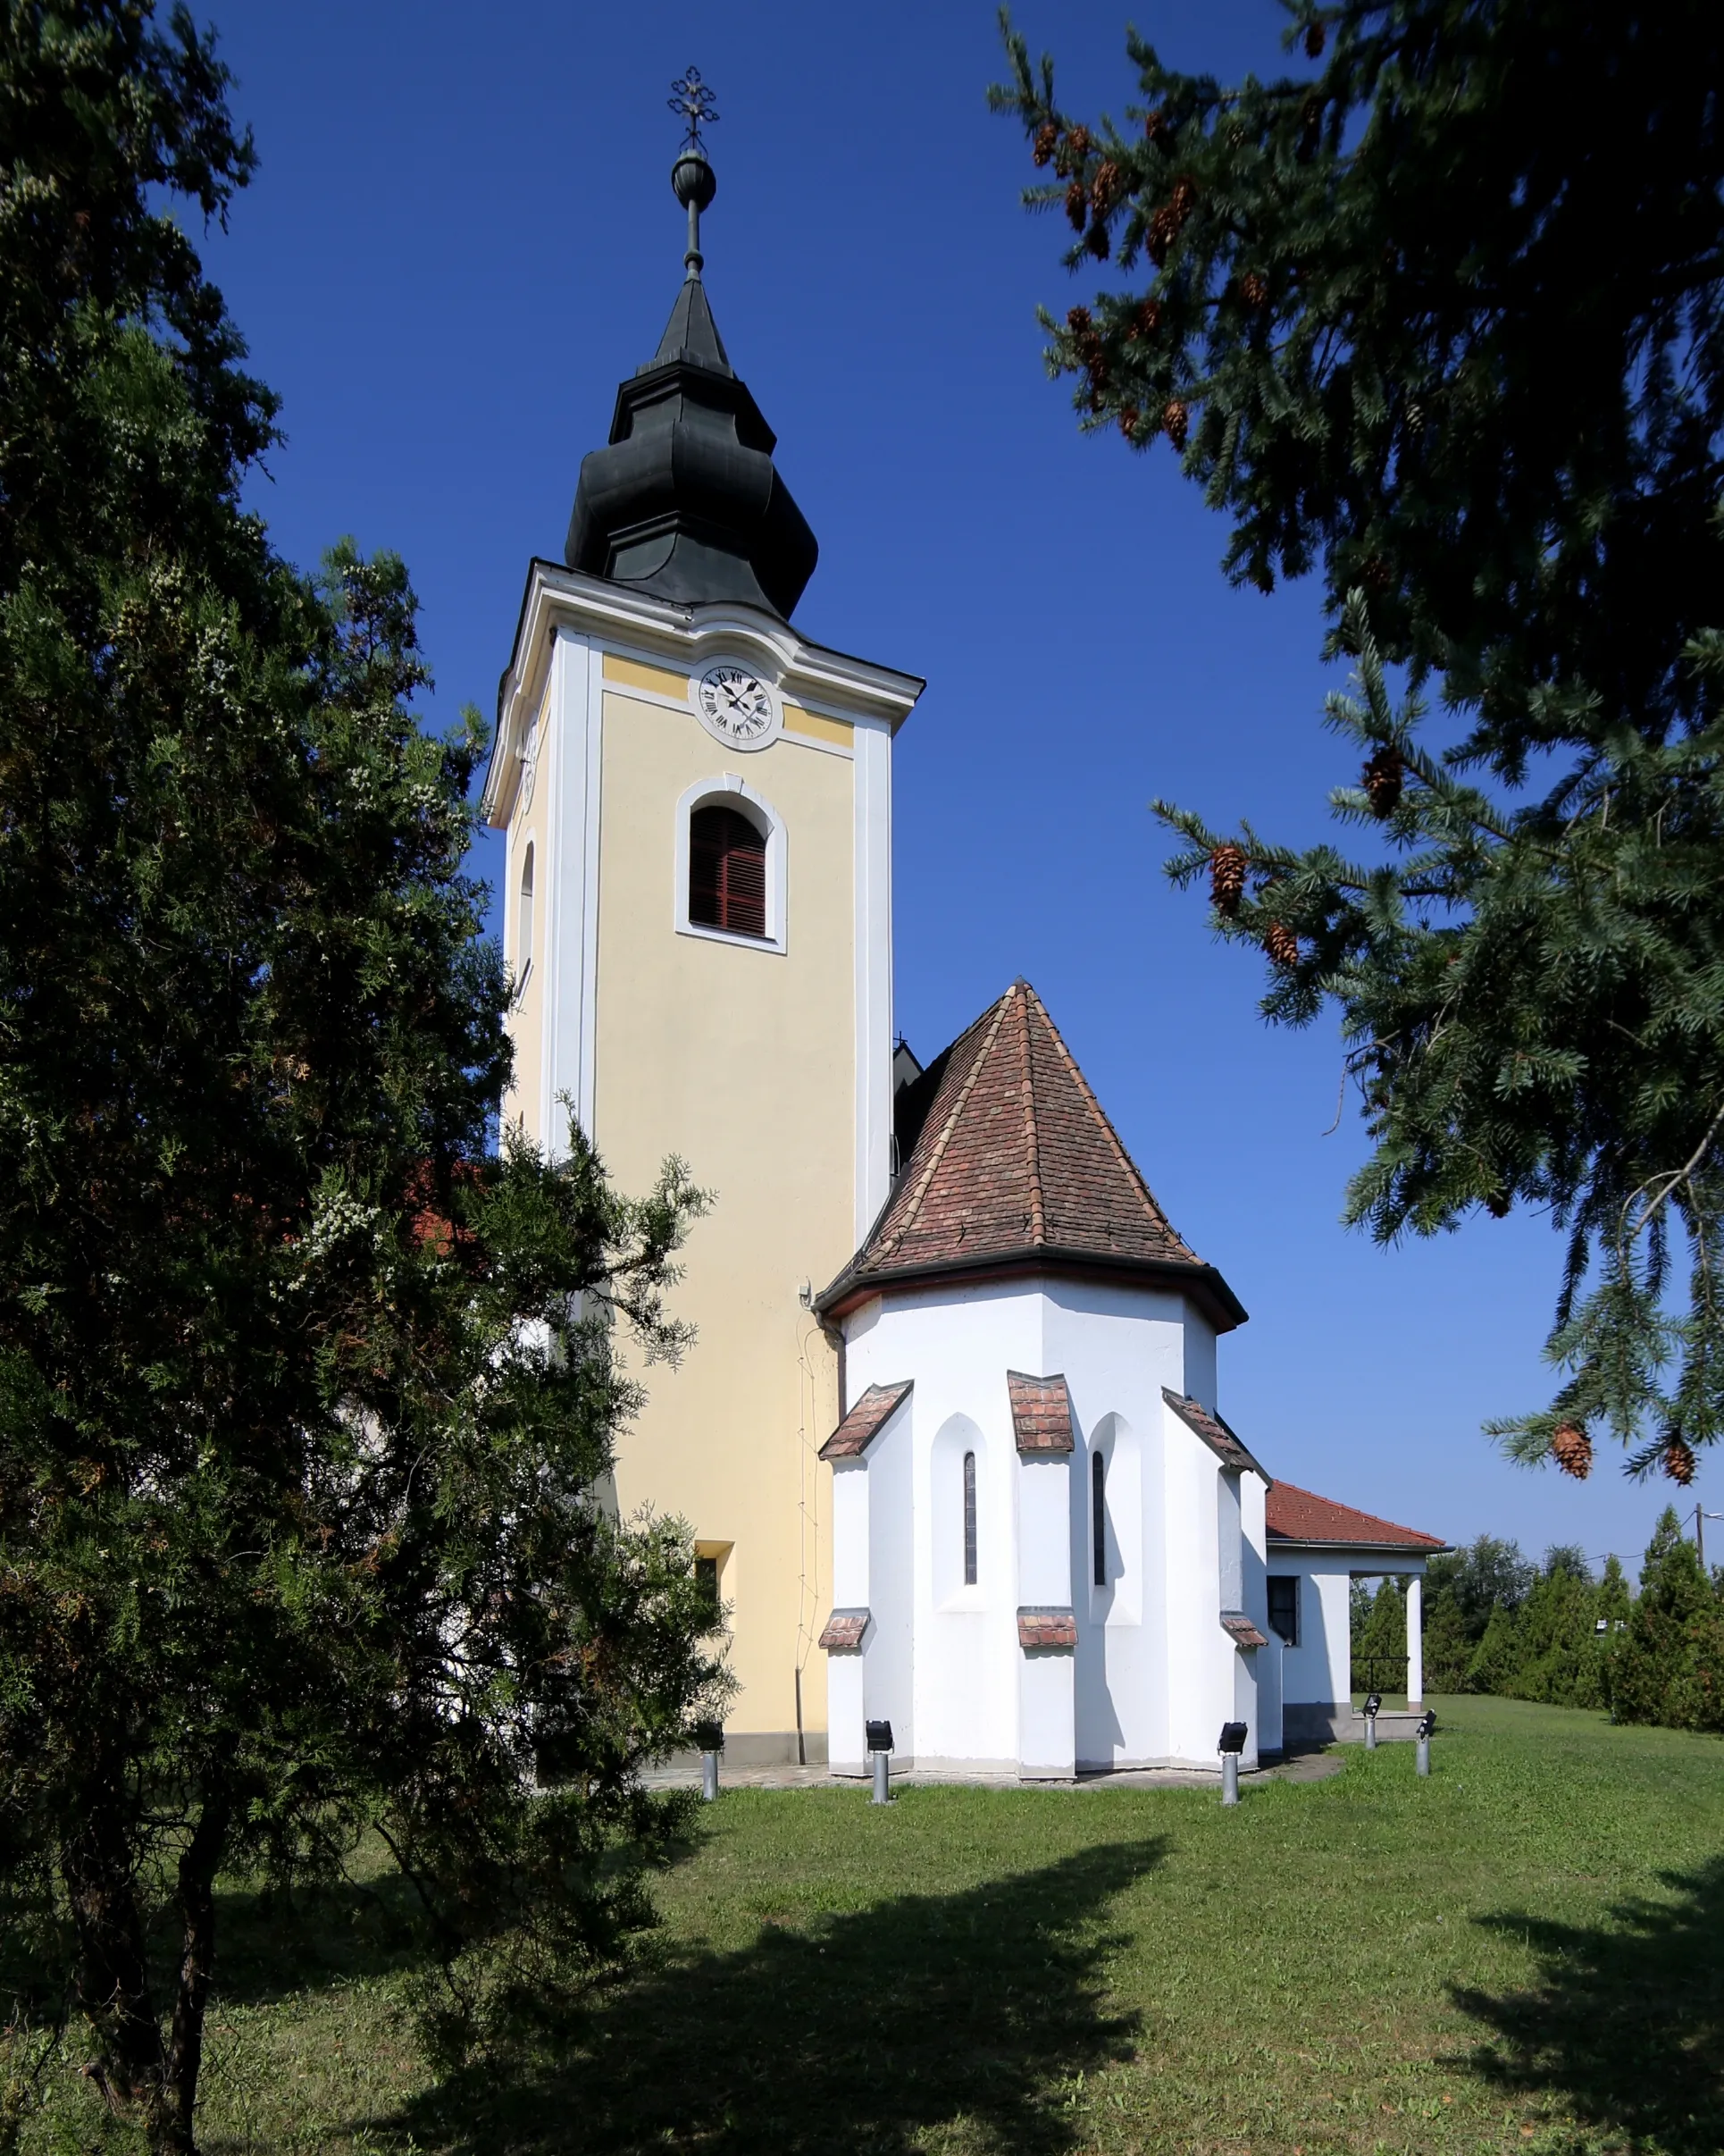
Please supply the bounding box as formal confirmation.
[674,773,788,955]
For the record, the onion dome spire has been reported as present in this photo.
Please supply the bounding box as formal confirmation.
[564,69,818,619]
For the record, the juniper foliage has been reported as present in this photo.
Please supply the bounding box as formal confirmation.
[0,7,726,2149]
[992,1,1724,1473]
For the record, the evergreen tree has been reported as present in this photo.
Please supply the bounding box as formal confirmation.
[1611,1507,1724,1731]
[1352,1574,1407,1696]
[1419,1586,1472,1694]
[0,8,725,2147]
[1510,1555,1598,1704]
[992,2,1724,1473]
[1425,1536,1533,1638]
[1465,1603,1524,1697]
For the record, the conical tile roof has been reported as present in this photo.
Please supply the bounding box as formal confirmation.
[819,982,1246,1330]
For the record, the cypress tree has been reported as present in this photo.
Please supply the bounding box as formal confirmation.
[0,8,726,2145]
[992,1,1724,1473]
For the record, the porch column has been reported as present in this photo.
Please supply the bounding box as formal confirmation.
[1405,1573,1423,1705]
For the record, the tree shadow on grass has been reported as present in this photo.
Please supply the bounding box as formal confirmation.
[382,1832,1160,2156]
[1454,1856,1724,2153]
[206,1866,430,2005]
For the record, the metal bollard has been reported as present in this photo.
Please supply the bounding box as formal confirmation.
[1363,1689,1382,1749]
[866,1716,894,1804]
[1218,1719,1246,1805]
[694,1720,724,1802]
[1415,1707,1435,1777]
[1415,1733,1429,1776]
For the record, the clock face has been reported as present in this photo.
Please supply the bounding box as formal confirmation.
[694,662,778,747]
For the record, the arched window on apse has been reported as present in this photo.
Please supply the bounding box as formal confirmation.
[689,805,766,937]
[518,843,535,977]
[962,1450,977,1586]
[1092,1448,1107,1586]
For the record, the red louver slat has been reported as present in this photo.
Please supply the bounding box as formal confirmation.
[689,806,766,938]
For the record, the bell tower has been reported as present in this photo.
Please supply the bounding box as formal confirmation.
[481,74,923,1762]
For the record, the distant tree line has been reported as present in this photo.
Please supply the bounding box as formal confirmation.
[1351,1512,1724,1733]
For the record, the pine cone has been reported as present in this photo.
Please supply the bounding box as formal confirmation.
[1162,398,1189,449]
[1239,272,1269,310]
[1066,180,1088,231]
[1118,406,1141,440]
[1485,1192,1511,1218]
[1264,921,1301,968]
[1304,21,1326,58]
[1663,1436,1697,1487]
[1086,220,1110,259]
[1126,297,1162,343]
[1209,843,1248,916]
[1066,304,1092,337]
[1363,747,1404,817]
[1551,1422,1593,1480]
[1144,107,1169,145]
[1067,126,1092,160]
[1091,160,1124,215]
[1033,122,1059,167]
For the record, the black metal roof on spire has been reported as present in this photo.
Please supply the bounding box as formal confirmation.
[563,73,817,620]
[648,274,732,376]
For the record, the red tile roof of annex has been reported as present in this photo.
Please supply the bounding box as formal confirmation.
[1266,1480,1446,1552]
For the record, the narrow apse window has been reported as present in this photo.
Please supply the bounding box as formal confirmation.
[1092,1449,1107,1586]
[962,1450,977,1586]
[689,805,766,937]
[518,843,535,977]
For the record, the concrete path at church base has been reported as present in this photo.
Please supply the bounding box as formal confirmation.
[641,1749,1344,1793]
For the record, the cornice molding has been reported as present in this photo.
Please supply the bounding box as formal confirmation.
[484,560,923,827]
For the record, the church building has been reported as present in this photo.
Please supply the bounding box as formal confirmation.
[481,116,1443,1777]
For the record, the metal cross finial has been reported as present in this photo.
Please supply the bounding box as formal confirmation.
[668,65,719,149]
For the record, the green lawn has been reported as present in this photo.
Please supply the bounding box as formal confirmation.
[19,1698,1724,2154]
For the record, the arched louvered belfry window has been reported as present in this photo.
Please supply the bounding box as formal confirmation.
[1092,1448,1107,1587]
[689,805,766,938]
[518,843,535,976]
[962,1450,977,1587]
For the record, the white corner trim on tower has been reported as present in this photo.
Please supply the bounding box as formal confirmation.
[853,714,893,1244]
[544,626,602,1157]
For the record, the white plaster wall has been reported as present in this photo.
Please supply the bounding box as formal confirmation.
[924,1413,1003,1765]
[1271,1555,1355,1709]
[1075,1413,1144,1769]
[1017,1456,1071,1605]
[863,1395,915,1761]
[1269,1548,1431,1711]
[1161,1404,1224,1766]
[831,1461,869,1609]
[846,1274,1223,1773]
[1242,1474,1279,1756]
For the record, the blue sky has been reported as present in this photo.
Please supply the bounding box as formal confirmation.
[195,0,1705,1577]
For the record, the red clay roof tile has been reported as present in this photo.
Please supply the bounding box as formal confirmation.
[1017,1607,1078,1649]
[1265,1480,1446,1551]
[818,1380,913,1461]
[817,1608,869,1650]
[1007,1371,1075,1455]
[820,982,1244,1327]
[1161,1388,1268,1480]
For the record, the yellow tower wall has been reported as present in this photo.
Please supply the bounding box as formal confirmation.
[485,567,920,1763]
